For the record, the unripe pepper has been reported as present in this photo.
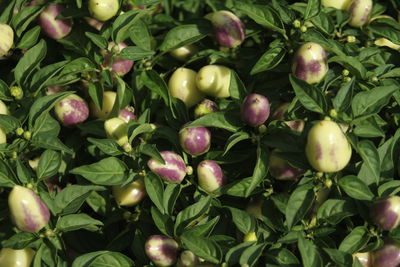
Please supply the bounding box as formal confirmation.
[270,102,305,132]
[241,93,270,126]
[305,120,352,172]
[0,127,6,144]
[353,252,371,267]
[39,4,72,40]
[348,0,373,27]
[90,91,116,118]
[0,23,14,57]
[292,42,329,84]
[0,100,10,115]
[8,185,50,233]
[54,94,89,127]
[112,177,146,207]
[147,151,187,183]
[168,68,204,108]
[179,126,211,156]
[145,235,179,267]
[245,198,263,220]
[28,156,40,171]
[84,17,104,31]
[374,38,400,51]
[88,0,119,22]
[370,196,400,230]
[269,149,305,180]
[102,42,134,76]
[206,10,245,48]
[243,232,257,242]
[322,0,352,10]
[197,160,225,193]
[196,65,231,98]
[118,106,137,123]
[371,239,400,267]
[177,250,200,267]
[194,99,219,118]
[0,248,35,267]
[170,45,198,62]
[104,117,130,148]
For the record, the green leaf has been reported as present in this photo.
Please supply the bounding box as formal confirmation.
[36,150,61,181]
[72,251,134,267]
[120,46,155,60]
[128,123,155,143]
[285,184,315,229]
[138,143,164,163]
[368,18,400,45]
[338,226,370,254]
[150,206,174,237]
[378,180,400,197]
[0,80,11,101]
[2,232,37,249]
[11,5,43,36]
[323,248,353,267]
[181,232,222,264]
[225,242,255,265]
[298,235,323,267]
[55,185,105,215]
[163,183,181,215]
[229,70,248,102]
[238,3,285,35]
[227,207,256,234]
[289,74,327,114]
[239,244,266,266]
[185,216,220,237]
[159,22,211,52]
[57,213,103,232]
[175,196,212,235]
[357,140,381,185]
[351,84,398,119]
[112,10,143,43]
[223,131,250,155]
[332,78,355,112]
[85,32,108,49]
[144,172,165,213]
[129,18,152,50]
[245,142,268,197]
[87,138,123,156]
[31,134,74,155]
[329,55,367,80]
[0,114,21,133]
[88,82,104,111]
[141,70,169,104]
[317,199,356,225]
[70,157,128,185]
[14,39,47,86]
[338,175,374,201]
[301,28,345,57]
[250,46,286,75]
[17,25,41,50]
[15,157,31,184]
[304,0,321,20]
[188,110,244,132]
[0,159,17,187]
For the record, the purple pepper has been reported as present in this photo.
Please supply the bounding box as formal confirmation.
[145,235,179,267]
[39,4,72,40]
[197,160,225,193]
[371,196,400,231]
[179,126,211,156]
[103,42,134,76]
[207,10,245,48]
[269,149,305,180]
[371,239,400,267]
[8,185,50,233]
[118,106,137,123]
[147,151,187,183]
[54,94,89,127]
[241,93,270,127]
[194,99,219,119]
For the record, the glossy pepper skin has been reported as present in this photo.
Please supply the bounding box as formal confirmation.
[292,42,329,84]
[145,235,179,267]
[112,177,146,207]
[147,151,187,183]
[305,120,352,172]
[169,45,198,62]
[0,23,14,57]
[197,160,225,193]
[0,127,6,144]
[371,239,400,267]
[90,91,116,118]
[322,0,352,10]
[104,117,130,149]
[39,4,72,40]
[102,42,134,76]
[370,196,400,231]
[353,252,371,267]
[8,185,50,233]
[179,126,211,156]
[176,250,200,267]
[0,100,10,115]
[168,68,204,108]
[0,248,35,267]
[54,94,89,127]
[348,0,373,27]
[269,149,305,180]
[194,99,219,118]
[207,10,245,48]
[241,93,270,127]
[88,0,119,22]
[196,65,231,98]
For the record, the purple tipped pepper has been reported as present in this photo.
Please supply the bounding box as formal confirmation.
[269,149,305,180]
[197,160,225,193]
[207,10,245,48]
[54,94,89,127]
[147,151,188,183]
[194,99,219,118]
[8,185,50,233]
[241,93,270,127]
[371,196,400,231]
[39,4,72,40]
[145,235,179,267]
[179,126,211,156]
[371,239,400,267]
[103,42,134,76]
[118,106,137,123]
